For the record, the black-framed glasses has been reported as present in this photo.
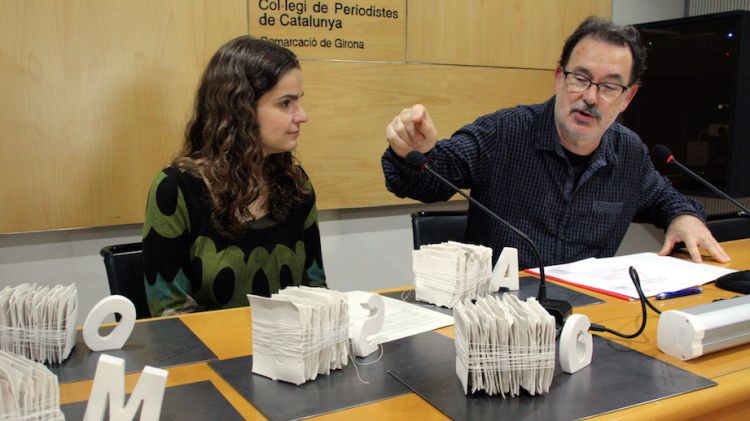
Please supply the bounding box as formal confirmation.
[562,69,630,101]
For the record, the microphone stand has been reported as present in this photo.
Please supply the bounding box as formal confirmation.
[417,159,572,325]
[665,156,750,217]
[653,144,750,294]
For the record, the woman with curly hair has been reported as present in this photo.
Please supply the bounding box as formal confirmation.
[142,36,326,317]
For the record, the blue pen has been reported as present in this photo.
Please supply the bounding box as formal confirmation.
[655,287,703,300]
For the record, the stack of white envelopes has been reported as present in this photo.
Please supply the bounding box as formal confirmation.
[413,241,493,308]
[0,350,64,420]
[0,284,78,364]
[248,286,349,385]
[454,294,556,397]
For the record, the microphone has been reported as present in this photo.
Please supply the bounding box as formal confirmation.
[405,151,572,325]
[652,144,750,217]
[652,144,750,295]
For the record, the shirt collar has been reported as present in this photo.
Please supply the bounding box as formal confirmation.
[534,96,619,167]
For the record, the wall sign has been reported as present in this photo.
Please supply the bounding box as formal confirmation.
[250,0,406,61]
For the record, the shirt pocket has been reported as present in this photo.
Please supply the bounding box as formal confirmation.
[592,200,624,214]
[588,200,624,247]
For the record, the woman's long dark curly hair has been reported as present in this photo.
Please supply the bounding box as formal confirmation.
[174,36,310,238]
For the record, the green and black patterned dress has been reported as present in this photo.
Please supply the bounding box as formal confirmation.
[142,166,326,317]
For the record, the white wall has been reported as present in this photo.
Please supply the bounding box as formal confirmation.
[0,199,664,324]
[0,201,471,319]
[612,0,685,24]
[0,1,679,324]
[0,225,142,323]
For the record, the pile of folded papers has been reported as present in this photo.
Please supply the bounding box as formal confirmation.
[248,286,349,385]
[454,294,555,397]
[0,350,65,420]
[413,241,493,308]
[0,284,78,364]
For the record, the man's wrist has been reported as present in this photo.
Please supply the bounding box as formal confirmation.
[668,212,705,227]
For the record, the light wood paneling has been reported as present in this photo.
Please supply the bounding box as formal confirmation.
[297,61,554,210]
[0,0,246,232]
[1,0,612,233]
[407,0,612,69]
[249,0,406,61]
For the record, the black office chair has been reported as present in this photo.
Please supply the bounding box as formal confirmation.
[100,242,151,319]
[411,210,468,249]
[706,216,750,242]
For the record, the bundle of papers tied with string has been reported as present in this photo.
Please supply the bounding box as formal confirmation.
[248,286,349,385]
[413,241,493,308]
[454,294,556,398]
[0,283,78,365]
[0,350,64,420]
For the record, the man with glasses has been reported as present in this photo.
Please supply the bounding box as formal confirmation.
[381,16,729,268]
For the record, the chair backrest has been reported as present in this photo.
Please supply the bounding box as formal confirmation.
[100,242,150,319]
[411,210,468,249]
[707,216,750,242]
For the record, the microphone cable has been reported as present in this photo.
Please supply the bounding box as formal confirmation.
[589,266,661,339]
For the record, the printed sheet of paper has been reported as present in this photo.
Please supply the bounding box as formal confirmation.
[346,291,453,345]
[528,252,736,299]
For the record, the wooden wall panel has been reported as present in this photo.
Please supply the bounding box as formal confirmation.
[298,61,554,209]
[0,0,611,233]
[0,0,246,232]
[407,0,612,68]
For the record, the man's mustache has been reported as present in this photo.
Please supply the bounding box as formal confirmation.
[571,102,601,120]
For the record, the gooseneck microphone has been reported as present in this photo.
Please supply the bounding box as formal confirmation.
[652,144,750,217]
[652,144,750,295]
[405,150,572,325]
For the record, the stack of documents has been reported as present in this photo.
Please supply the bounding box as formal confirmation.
[0,284,78,364]
[0,350,64,420]
[527,252,736,300]
[454,294,555,397]
[248,286,349,385]
[413,241,493,308]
